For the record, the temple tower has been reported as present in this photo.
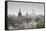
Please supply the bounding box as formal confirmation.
[18,8,22,16]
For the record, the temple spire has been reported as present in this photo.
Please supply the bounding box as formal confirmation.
[18,8,22,16]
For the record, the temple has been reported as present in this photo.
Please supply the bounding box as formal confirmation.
[15,8,37,29]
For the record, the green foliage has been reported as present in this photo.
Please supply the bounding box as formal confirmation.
[8,15,45,29]
[8,16,16,27]
[8,15,23,28]
[35,16,45,28]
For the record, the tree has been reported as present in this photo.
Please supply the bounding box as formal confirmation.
[35,16,45,28]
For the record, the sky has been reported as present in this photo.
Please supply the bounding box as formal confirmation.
[8,2,44,16]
